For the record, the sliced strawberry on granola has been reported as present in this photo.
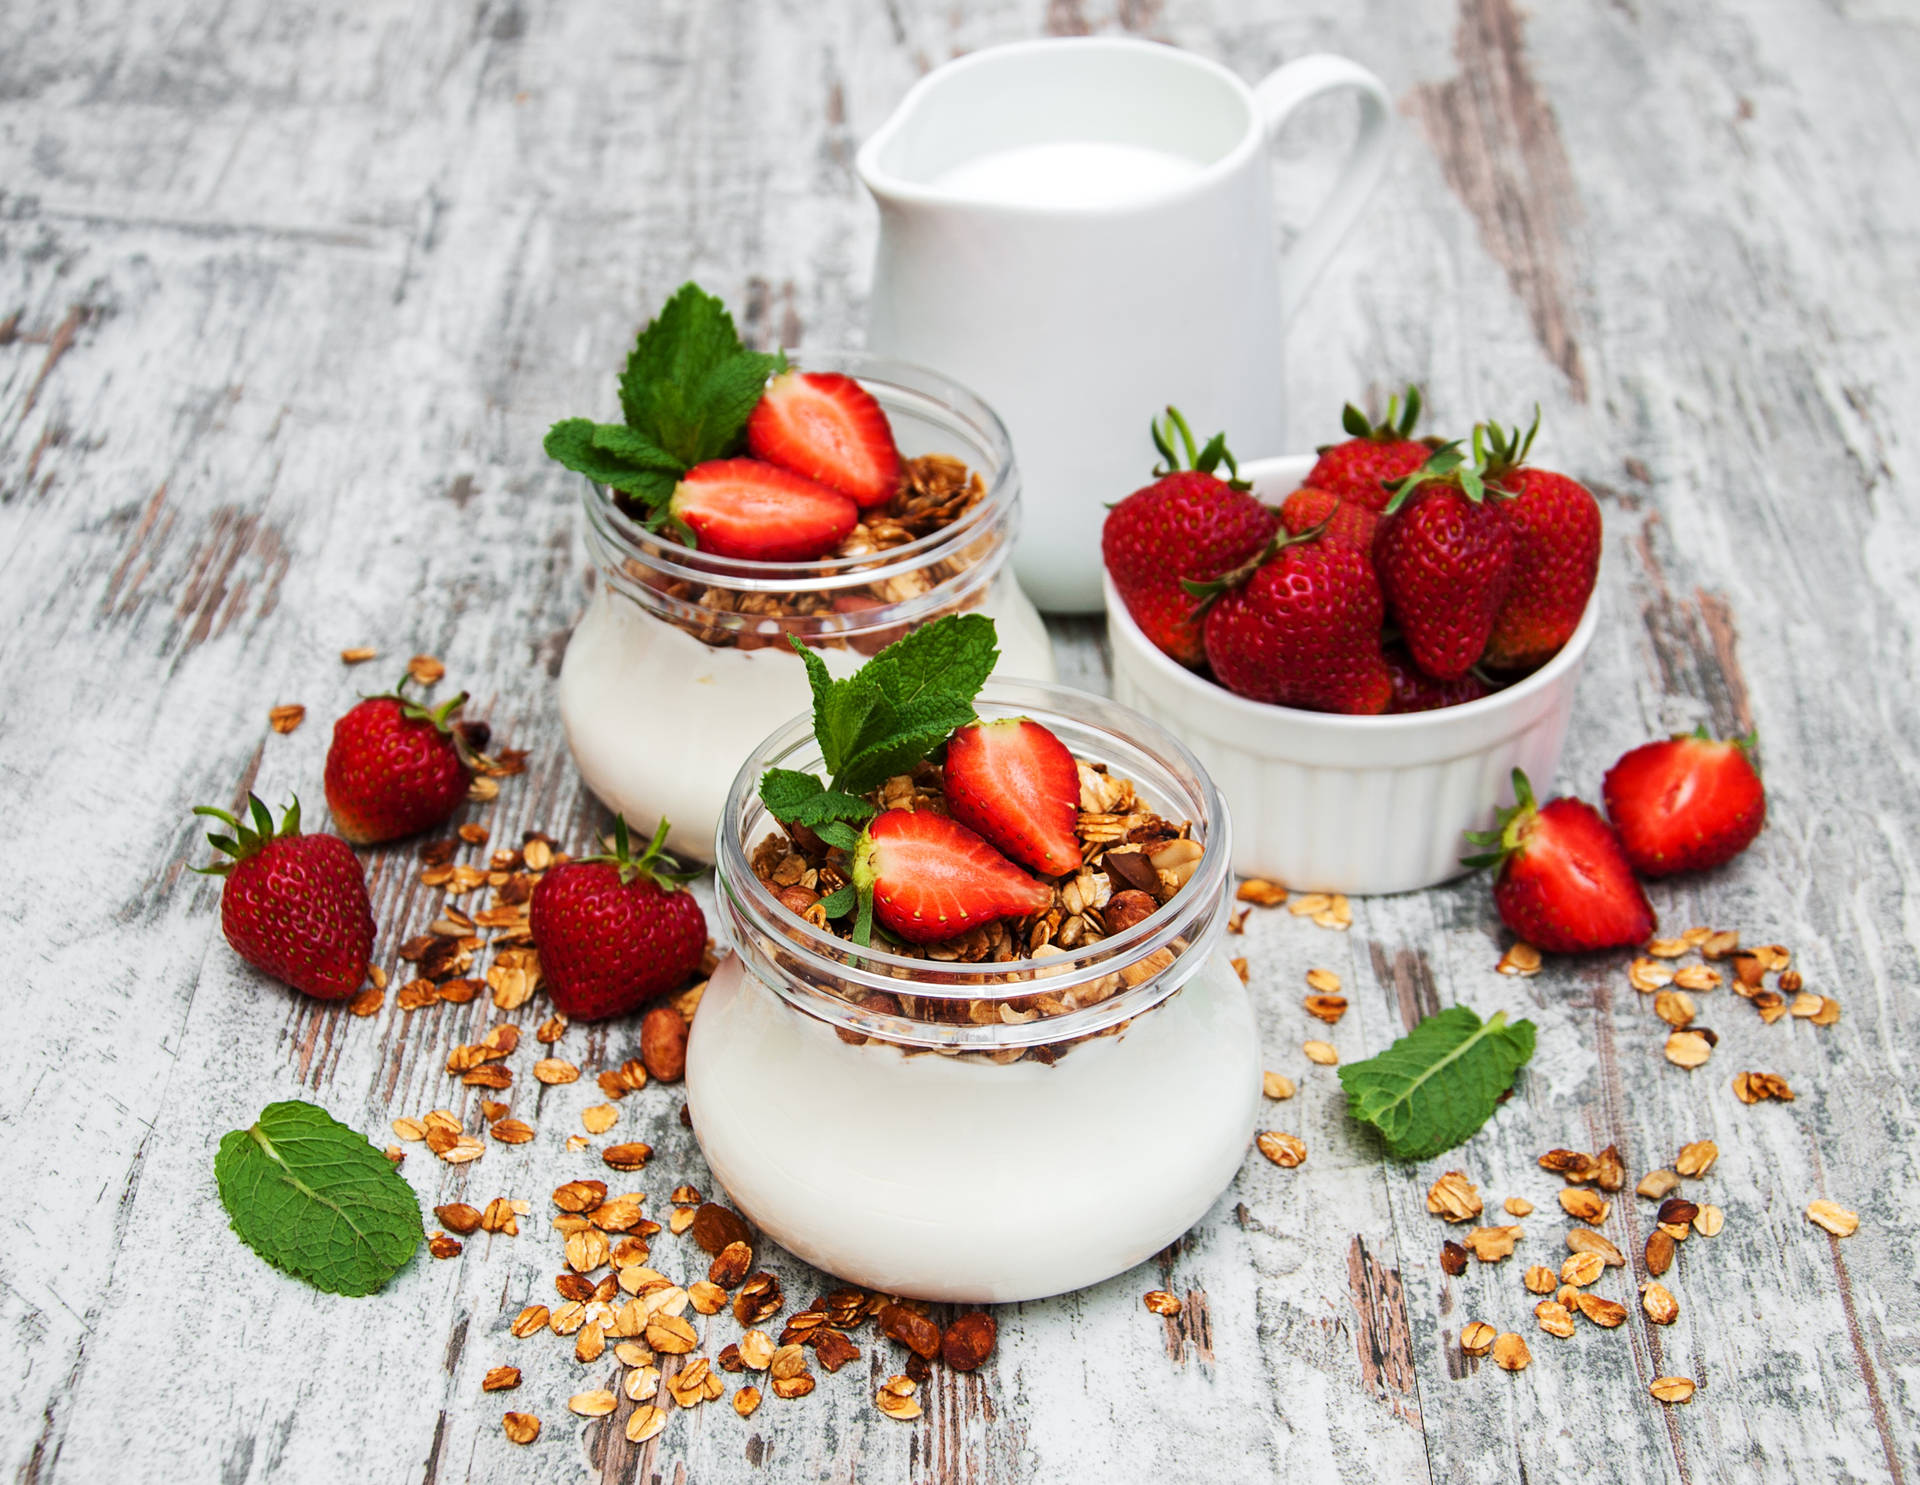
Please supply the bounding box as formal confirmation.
[942,718,1081,876]
[748,370,905,509]
[853,810,1051,945]
[670,458,859,562]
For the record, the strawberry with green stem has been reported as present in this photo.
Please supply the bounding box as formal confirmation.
[1464,770,1654,953]
[1305,386,1436,511]
[1102,407,1278,667]
[1478,409,1601,671]
[529,816,707,1020]
[324,676,484,845]
[194,795,376,1000]
[1191,521,1393,714]
[1374,440,1516,681]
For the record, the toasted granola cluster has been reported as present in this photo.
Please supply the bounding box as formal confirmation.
[750,754,1206,1058]
[625,455,991,652]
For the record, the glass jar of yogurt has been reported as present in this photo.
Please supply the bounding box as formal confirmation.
[558,353,1056,863]
[688,679,1258,1303]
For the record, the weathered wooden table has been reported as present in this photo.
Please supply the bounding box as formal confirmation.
[5,0,1916,1480]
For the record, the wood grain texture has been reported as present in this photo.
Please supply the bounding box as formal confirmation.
[4,0,1919,1480]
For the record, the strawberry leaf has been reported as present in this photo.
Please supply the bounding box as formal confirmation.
[1337,1006,1536,1160]
[214,1100,423,1296]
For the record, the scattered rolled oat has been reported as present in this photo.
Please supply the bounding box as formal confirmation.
[1673,963,1722,992]
[1675,1140,1719,1177]
[1654,990,1697,1028]
[1491,1333,1531,1371]
[1237,879,1289,907]
[1629,957,1674,992]
[1305,967,1342,994]
[1523,1265,1557,1294]
[581,1104,619,1135]
[1664,1031,1713,1068]
[733,1386,762,1418]
[1497,941,1543,976]
[1287,892,1331,917]
[1642,1283,1679,1325]
[1692,1204,1724,1237]
[533,1058,580,1086]
[501,1412,540,1445]
[1304,993,1348,1024]
[408,654,446,686]
[1262,1071,1296,1101]
[1648,937,1690,959]
[1230,957,1250,984]
[1575,1293,1628,1328]
[1463,1226,1522,1262]
[268,703,306,734]
[482,1365,520,1392]
[1534,1300,1575,1338]
[1302,1040,1338,1066]
[1558,1189,1610,1225]
[1460,1320,1497,1356]
[1649,1376,1696,1404]
[428,1234,462,1259]
[567,1390,616,1418]
[625,1405,667,1443]
[1143,1289,1184,1317]
[875,1376,923,1420]
[490,1118,534,1145]
[347,986,384,1016]
[1504,1197,1534,1218]
[511,1304,550,1337]
[603,1143,653,1172]
[1560,1252,1605,1287]
[1257,1131,1306,1168]
[1732,1071,1794,1103]
[1806,1200,1859,1237]
[1427,1171,1484,1223]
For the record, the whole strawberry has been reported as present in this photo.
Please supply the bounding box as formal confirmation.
[530,816,707,1021]
[1464,770,1654,953]
[1374,447,1516,681]
[194,795,375,999]
[1478,413,1601,670]
[1383,643,1492,713]
[1603,728,1765,876]
[1103,408,1278,667]
[1277,485,1379,553]
[1304,386,1434,511]
[324,677,476,844]
[1198,527,1392,714]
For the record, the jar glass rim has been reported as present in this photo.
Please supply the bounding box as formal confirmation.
[713,678,1234,1049]
[581,350,1019,596]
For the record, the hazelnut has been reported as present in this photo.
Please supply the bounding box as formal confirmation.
[776,885,819,916]
[1104,889,1159,934]
[941,1312,998,1372]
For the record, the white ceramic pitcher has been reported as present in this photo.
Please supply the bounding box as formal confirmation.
[858,37,1392,613]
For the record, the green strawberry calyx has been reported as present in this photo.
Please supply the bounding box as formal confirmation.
[1149,406,1250,491]
[367,675,495,771]
[1178,517,1331,607]
[1459,769,1540,871]
[1380,437,1509,516]
[1338,383,1423,444]
[194,793,302,876]
[582,815,700,892]
[1477,407,1543,485]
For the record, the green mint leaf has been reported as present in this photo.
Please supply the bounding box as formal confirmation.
[544,419,680,511]
[1337,1006,1536,1161]
[834,694,980,796]
[758,768,875,832]
[815,820,862,852]
[589,422,685,472]
[858,613,999,714]
[816,883,856,917]
[214,1100,423,1296]
[617,283,778,466]
[788,638,877,782]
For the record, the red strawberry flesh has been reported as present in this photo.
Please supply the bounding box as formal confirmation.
[671,458,859,562]
[1473,773,1654,953]
[1602,733,1765,876]
[854,809,1051,945]
[747,370,904,508]
[942,718,1081,876]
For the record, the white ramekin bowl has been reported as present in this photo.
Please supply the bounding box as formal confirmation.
[1104,454,1598,895]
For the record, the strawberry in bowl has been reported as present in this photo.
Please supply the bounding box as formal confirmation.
[544,283,1055,862]
[1102,393,1603,893]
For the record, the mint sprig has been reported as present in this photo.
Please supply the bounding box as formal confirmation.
[1337,1005,1536,1160]
[544,283,784,541]
[214,1100,424,1296]
[758,613,999,939]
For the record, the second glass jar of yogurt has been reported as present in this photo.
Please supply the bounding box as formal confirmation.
[688,679,1259,1304]
[559,353,1055,862]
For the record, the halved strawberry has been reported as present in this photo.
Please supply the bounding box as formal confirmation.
[747,370,904,508]
[670,458,858,562]
[943,718,1081,876]
[853,809,1051,945]
[1602,729,1765,876]
[1465,770,1655,953]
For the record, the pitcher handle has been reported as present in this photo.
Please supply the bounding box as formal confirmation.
[1252,55,1393,325]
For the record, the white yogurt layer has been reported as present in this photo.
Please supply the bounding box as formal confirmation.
[685,949,1259,1303]
[558,578,1056,862]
